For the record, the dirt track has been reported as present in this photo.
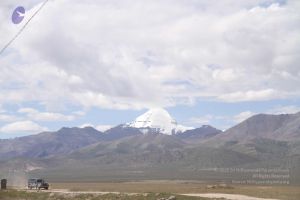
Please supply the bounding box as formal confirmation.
[25,189,139,195]
[182,193,281,200]
[26,189,282,200]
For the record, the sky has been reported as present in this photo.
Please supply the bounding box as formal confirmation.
[0,0,300,138]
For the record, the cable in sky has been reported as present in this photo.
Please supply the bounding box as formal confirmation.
[0,0,49,56]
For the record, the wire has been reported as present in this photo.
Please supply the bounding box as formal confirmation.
[0,0,49,56]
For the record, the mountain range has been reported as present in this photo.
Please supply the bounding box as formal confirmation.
[0,108,299,184]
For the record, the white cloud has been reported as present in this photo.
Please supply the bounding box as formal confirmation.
[187,110,256,129]
[0,120,48,134]
[18,107,75,121]
[72,110,86,116]
[187,115,214,125]
[0,105,19,122]
[268,105,300,114]
[0,114,19,122]
[0,0,299,110]
[218,89,279,102]
[80,123,113,132]
[233,111,256,123]
[18,108,37,114]
[0,105,5,113]
[79,123,94,128]
[95,125,113,132]
[212,68,238,82]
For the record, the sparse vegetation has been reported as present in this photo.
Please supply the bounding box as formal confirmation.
[1,183,300,200]
[0,190,207,200]
[51,181,300,200]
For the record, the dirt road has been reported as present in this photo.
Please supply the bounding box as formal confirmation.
[27,189,282,200]
[182,193,281,200]
[25,189,140,196]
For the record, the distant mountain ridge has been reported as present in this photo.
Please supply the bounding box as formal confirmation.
[176,125,222,140]
[0,111,300,184]
[208,112,300,146]
[1,110,300,160]
[103,125,142,141]
[0,127,104,160]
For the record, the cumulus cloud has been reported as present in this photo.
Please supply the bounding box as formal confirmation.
[18,107,75,121]
[0,105,5,113]
[187,111,257,130]
[0,114,19,122]
[95,125,113,132]
[80,123,113,132]
[218,89,279,102]
[187,115,214,125]
[79,123,94,128]
[0,0,299,111]
[0,105,19,122]
[268,105,300,114]
[233,111,256,123]
[0,120,48,134]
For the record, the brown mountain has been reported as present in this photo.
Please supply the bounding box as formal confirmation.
[176,125,222,141]
[0,127,103,159]
[0,112,300,183]
[207,112,300,145]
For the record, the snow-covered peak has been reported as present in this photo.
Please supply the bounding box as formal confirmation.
[127,108,193,135]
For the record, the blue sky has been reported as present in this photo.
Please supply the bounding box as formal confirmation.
[0,0,300,138]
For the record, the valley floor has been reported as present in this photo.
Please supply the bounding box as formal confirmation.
[2,181,298,200]
[1,190,201,200]
[0,189,293,200]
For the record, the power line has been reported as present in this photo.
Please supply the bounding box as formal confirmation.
[0,0,49,56]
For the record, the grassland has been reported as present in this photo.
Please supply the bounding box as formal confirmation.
[1,181,299,200]
[50,181,300,200]
[0,190,206,200]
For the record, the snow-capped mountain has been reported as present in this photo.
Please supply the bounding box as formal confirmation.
[126,108,193,135]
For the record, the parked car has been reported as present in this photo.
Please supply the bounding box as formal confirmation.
[28,178,49,190]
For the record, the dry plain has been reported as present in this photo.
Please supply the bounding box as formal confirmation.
[47,181,300,200]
